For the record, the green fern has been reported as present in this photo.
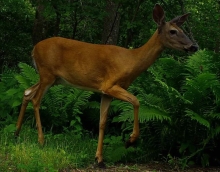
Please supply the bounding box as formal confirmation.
[185,50,220,78]
[154,78,192,106]
[139,106,171,123]
[15,62,39,88]
[86,101,100,110]
[183,73,220,115]
[104,136,136,163]
[116,105,171,123]
[184,73,219,95]
[210,113,220,120]
[211,126,220,137]
[185,50,210,77]
[63,88,93,115]
[42,85,65,116]
[149,57,182,80]
[109,99,132,116]
[185,109,210,129]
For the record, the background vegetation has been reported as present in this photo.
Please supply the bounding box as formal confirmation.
[0,0,220,171]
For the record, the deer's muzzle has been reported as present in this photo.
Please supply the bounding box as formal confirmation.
[184,44,199,52]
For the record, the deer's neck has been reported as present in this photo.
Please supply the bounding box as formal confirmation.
[132,30,164,73]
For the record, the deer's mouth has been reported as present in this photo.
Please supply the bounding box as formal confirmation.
[184,44,199,52]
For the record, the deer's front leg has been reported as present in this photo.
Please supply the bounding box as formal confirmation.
[95,94,112,168]
[105,85,140,147]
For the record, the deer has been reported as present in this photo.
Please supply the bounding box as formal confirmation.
[15,4,198,168]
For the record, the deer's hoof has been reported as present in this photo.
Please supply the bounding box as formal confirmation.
[14,130,19,138]
[97,161,106,168]
[94,157,106,168]
[125,140,132,148]
[125,138,137,148]
[14,131,20,142]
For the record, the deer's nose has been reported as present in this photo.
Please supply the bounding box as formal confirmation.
[189,44,199,52]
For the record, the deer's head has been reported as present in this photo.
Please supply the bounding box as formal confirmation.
[153,4,198,52]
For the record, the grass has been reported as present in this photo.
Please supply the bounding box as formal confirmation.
[0,124,143,171]
[0,125,97,171]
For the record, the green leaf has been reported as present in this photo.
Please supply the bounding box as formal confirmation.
[117,105,171,123]
[3,124,16,134]
[6,88,18,96]
[185,110,210,129]
[12,100,21,107]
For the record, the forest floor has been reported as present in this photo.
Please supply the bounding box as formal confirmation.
[61,162,220,172]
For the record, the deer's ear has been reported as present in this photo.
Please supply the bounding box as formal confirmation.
[170,13,190,26]
[153,4,165,26]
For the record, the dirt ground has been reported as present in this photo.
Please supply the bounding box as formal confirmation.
[61,162,220,172]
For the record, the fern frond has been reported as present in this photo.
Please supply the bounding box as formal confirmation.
[63,88,93,115]
[138,106,171,123]
[43,85,65,114]
[14,74,30,88]
[185,50,211,77]
[185,109,210,129]
[109,100,132,116]
[117,105,171,123]
[212,126,220,137]
[149,57,182,80]
[18,62,39,83]
[155,78,192,105]
[183,73,220,103]
[210,113,220,119]
[104,136,136,163]
[139,93,162,105]
[86,101,100,110]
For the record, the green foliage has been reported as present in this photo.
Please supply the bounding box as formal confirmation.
[0,0,34,65]
[0,67,22,127]
[185,109,210,129]
[116,105,171,124]
[15,62,39,87]
[103,135,138,163]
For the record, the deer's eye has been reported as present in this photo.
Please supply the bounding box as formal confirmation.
[170,30,177,35]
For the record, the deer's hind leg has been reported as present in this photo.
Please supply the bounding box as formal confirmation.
[15,73,56,145]
[32,77,56,145]
[15,83,40,137]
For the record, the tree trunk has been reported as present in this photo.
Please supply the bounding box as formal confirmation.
[32,0,45,45]
[52,3,61,37]
[71,5,78,39]
[124,0,143,47]
[101,0,121,45]
[215,0,220,53]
